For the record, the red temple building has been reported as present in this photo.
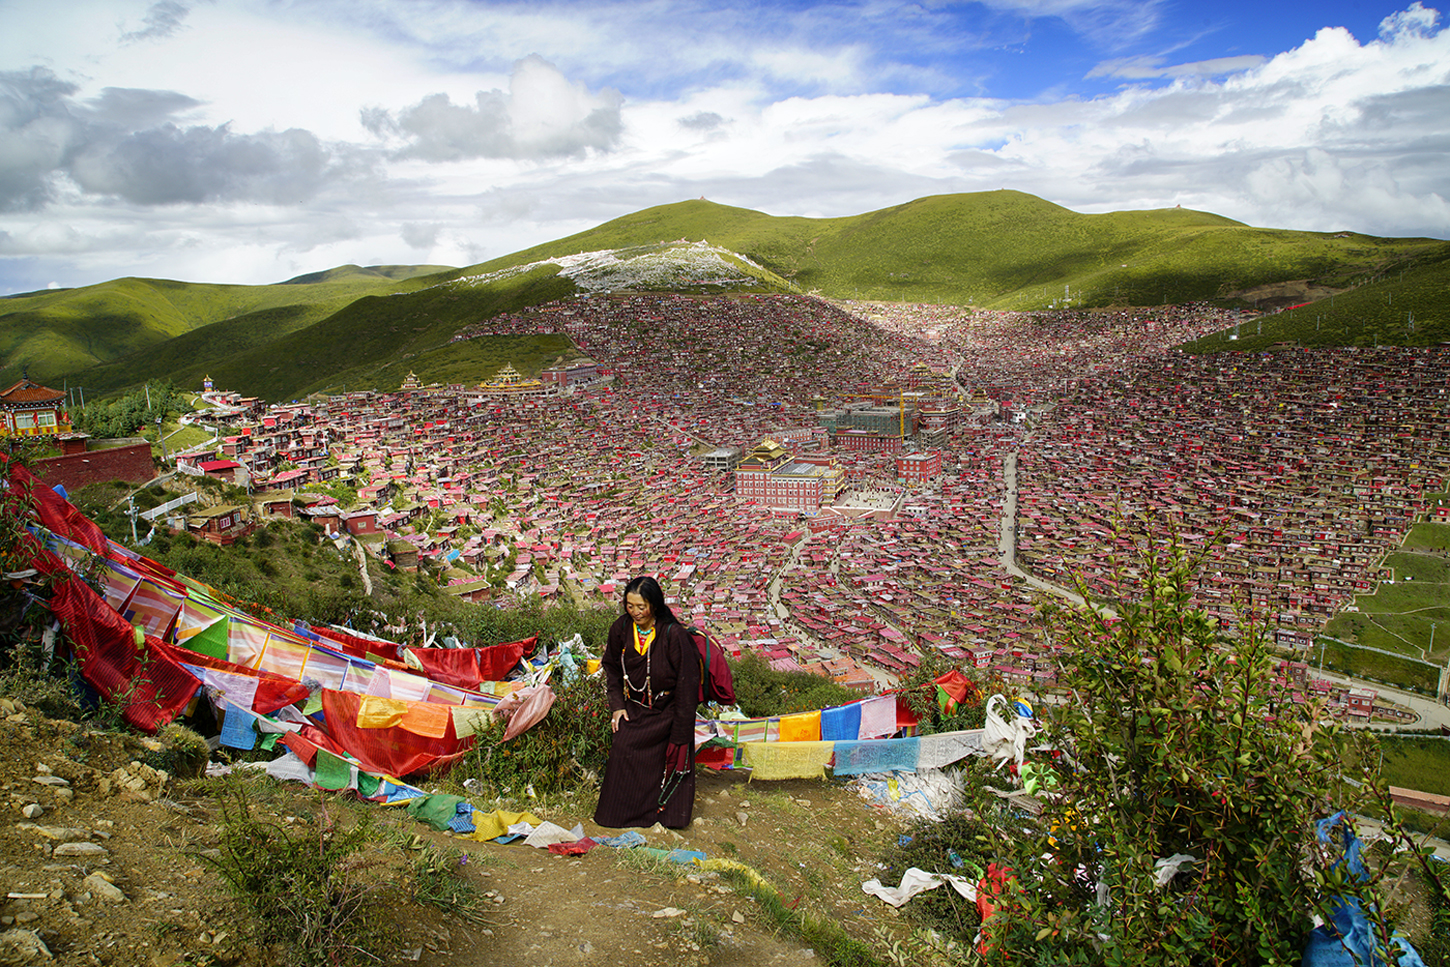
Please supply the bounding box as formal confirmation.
[0,377,70,438]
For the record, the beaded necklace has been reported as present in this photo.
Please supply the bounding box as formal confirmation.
[633,623,656,655]
[623,623,654,707]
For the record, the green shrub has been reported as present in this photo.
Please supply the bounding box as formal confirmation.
[890,650,996,734]
[970,540,1435,966]
[453,668,613,797]
[402,838,489,924]
[730,649,860,717]
[200,788,387,967]
[877,801,994,943]
[146,722,211,779]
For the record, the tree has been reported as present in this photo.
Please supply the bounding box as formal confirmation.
[973,539,1439,966]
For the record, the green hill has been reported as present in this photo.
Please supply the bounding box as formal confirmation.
[1182,242,1450,351]
[471,193,1443,310]
[0,265,453,390]
[9,191,1448,402]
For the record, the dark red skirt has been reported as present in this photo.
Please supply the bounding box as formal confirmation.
[593,701,694,829]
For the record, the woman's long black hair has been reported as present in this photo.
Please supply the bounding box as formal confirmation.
[621,575,683,629]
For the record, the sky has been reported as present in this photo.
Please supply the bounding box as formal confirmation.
[1,0,1448,293]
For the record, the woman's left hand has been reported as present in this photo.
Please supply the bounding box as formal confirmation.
[664,742,691,772]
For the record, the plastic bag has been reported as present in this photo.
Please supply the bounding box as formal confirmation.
[982,694,1034,770]
[1302,812,1427,967]
[493,684,556,741]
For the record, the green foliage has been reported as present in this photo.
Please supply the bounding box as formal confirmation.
[302,480,359,508]
[199,788,388,967]
[970,540,1410,967]
[453,668,613,796]
[891,649,990,734]
[74,380,188,439]
[1420,866,1450,967]
[729,649,862,717]
[877,801,995,942]
[145,722,212,779]
[452,595,615,652]
[0,593,85,721]
[401,838,490,925]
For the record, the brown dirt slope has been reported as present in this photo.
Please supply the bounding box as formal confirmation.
[0,698,917,967]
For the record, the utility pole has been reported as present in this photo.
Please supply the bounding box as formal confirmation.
[1433,622,1446,705]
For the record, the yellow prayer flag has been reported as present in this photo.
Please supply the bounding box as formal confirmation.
[356,695,408,729]
[778,710,822,742]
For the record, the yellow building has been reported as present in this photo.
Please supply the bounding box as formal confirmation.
[474,363,546,399]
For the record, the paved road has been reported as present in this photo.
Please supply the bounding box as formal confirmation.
[1310,669,1450,732]
[998,452,1089,606]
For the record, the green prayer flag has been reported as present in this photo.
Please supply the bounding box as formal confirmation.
[314,750,353,791]
[181,618,230,661]
[356,771,380,798]
[405,794,468,831]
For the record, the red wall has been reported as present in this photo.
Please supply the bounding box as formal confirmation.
[31,442,156,491]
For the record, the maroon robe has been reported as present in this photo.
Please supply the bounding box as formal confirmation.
[594,615,700,829]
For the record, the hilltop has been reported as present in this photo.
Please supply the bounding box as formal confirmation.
[4,190,1447,401]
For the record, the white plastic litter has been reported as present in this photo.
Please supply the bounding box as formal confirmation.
[853,768,964,822]
[982,694,1036,771]
[522,821,585,848]
[862,867,979,907]
[1153,853,1198,889]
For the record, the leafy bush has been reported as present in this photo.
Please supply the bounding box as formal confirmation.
[890,649,996,734]
[453,668,613,797]
[877,798,995,942]
[970,540,1436,966]
[402,838,489,924]
[730,649,861,717]
[75,380,189,439]
[200,788,387,967]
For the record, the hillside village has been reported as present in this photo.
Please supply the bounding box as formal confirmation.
[25,292,1449,724]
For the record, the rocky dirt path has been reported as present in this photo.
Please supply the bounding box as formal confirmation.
[0,701,912,967]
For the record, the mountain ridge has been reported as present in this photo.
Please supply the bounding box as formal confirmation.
[4,190,1446,400]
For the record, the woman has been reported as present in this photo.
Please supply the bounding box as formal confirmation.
[594,575,700,829]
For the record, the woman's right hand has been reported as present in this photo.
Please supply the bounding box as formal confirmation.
[611,709,628,732]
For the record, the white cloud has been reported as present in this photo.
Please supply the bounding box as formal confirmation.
[362,55,623,161]
[1380,1,1441,38]
[0,0,1447,292]
[119,0,195,44]
[1088,54,1268,80]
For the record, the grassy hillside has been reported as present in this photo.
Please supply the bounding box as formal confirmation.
[1182,241,1450,352]
[0,265,452,388]
[62,242,797,400]
[464,192,1443,310]
[17,191,1450,402]
[171,264,581,400]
